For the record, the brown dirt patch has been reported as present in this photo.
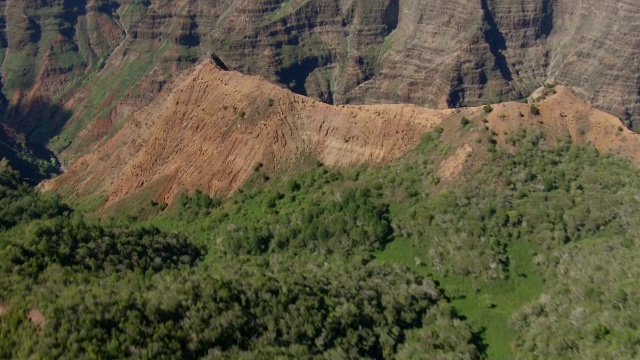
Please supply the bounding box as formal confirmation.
[480,86,640,162]
[28,308,45,328]
[438,144,472,181]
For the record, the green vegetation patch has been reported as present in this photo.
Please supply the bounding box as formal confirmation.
[2,122,640,359]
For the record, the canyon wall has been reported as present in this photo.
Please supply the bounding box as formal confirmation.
[0,0,638,157]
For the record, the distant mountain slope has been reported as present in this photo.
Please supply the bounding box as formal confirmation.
[43,60,640,211]
[0,0,639,162]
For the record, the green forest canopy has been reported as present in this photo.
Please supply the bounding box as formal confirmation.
[1,126,640,359]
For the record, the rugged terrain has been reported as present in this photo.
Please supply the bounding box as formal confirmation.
[44,59,640,211]
[2,2,640,359]
[5,79,640,358]
[44,61,454,207]
[0,0,639,167]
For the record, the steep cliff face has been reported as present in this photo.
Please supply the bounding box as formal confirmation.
[0,0,124,135]
[195,0,640,125]
[0,0,639,160]
[351,0,552,107]
[122,0,400,104]
[547,0,640,126]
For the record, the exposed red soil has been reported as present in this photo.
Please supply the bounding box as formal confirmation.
[480,86,640,162]
[47,61,455,208]
[44,61,640,211]
[28,308,45,328]
[438,144,473,182]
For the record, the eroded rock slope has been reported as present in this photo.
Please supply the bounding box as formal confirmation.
[47,61,451,206]
[45,60,640,210]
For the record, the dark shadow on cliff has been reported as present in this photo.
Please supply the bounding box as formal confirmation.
[537,0,554,39]
[211,54,229,71]
[0,127,49,184]
[176,14,200,47]
[480,0,513,81]
[61,0,88,40]
[96,0,121,17]
[276,56,320,98]
[383,0,400,35]
[0,98,73,183]
[447,66,466,108]
[274,43,334,103]
[27,18,42,43]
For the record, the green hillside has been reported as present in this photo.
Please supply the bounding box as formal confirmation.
[1,127,640,359]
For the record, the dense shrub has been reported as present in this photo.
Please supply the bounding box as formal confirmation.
[0,262,481,359]
[3,126,640,359]
[530,104,540,115]
[0,166,69,230]
[0,218,204,277]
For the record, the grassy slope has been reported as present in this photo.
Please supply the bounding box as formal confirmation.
[378,238,543,359]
